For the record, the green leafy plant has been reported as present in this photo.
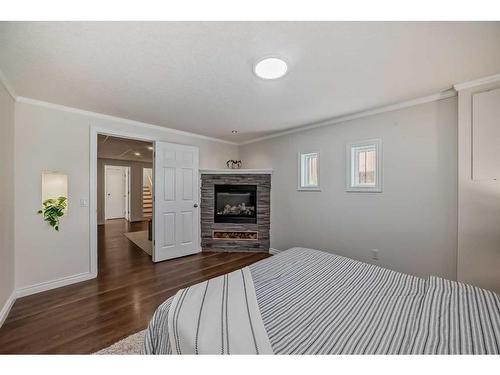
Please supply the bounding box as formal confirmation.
[37,196,67,231]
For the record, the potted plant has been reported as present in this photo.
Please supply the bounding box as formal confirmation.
[37,196,67,231]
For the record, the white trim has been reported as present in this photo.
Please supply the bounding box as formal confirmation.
[125,166,131,221]
[6,77,500,147]
[16,96,238,146]
[298,151,321,191]
[0,293,16,328]
[269,248,282,255]
[453,72,500,91]
[239,89,457,145]
[90,126,160,278]
[14,272,95,299]
[4,89,457,147]
[200,169,273,175]
[9,88,458,147]
[90,128,98,277]
[346,139,383,193]
[0,68,17,100]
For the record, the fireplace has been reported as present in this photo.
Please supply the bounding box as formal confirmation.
[201,172,270,252]
[214,184,257,224]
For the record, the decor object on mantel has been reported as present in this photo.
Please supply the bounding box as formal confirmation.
[226,160,242,169]
[37,196,67,231]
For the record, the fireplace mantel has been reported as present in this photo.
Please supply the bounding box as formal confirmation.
[200,169,273,175]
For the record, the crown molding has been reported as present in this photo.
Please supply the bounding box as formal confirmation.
[10,89,457,147]
[15,96,239,146]
[239,89,457,145]
[15,90,456,147]
[453,72,500,91]
[5,70,500,145]
[0,68,17,100]
[0,82,458,147]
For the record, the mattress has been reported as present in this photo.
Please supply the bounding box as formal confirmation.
[144,247,500,354]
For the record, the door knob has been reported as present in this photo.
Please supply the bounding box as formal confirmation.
[193,203,199,208]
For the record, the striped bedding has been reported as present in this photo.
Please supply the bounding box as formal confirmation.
[166,267,273,354]
[144,247,500,354]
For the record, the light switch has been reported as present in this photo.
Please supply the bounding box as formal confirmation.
[80,199,88,207]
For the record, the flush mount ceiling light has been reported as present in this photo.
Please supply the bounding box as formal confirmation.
[147,146,153,150]
[134,152,141,156]
[254,57,288,80]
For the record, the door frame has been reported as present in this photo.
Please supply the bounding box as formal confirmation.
[104,164,131,221]
[90,127,157,278]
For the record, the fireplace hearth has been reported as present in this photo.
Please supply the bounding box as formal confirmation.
[214,184,257,223]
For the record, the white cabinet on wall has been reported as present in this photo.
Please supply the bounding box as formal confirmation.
[472,87,500,181]
[457,80,500,294]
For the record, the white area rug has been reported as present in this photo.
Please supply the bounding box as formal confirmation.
[124,230,152,256]
[95,330,145,355]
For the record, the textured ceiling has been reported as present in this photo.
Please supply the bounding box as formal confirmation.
[97,135,153,162]
[1,22,500,142]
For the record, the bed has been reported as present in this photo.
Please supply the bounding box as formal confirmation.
[144,247,500,354]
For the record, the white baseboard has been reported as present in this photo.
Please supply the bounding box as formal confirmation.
[269,248,283,255]
[0,292,16,328]
[14,271,96,298]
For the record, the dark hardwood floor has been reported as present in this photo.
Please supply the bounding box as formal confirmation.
[0,219,270,354]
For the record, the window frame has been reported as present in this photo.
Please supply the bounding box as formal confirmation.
[297,151,321,191]
[346,139,382,193]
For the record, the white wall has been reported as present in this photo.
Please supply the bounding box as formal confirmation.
[240,97,458,280]
[457,81,500,294]
[0,82,15,321]
[97,158,152,223]
[14,101,238,293]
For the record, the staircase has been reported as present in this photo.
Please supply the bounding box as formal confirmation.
[143,185,153,219]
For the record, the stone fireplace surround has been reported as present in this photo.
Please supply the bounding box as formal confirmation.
[200,169,272,253]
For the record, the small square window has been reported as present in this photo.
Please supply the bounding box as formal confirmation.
[346,140,382,192]
[298,152,320,191]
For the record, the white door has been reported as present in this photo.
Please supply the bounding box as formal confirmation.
[153,142,200,262]
[105,166,127,220]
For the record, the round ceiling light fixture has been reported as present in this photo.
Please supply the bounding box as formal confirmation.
[254,57,288,80]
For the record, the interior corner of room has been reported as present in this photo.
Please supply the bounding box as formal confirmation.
[1,21,500,354]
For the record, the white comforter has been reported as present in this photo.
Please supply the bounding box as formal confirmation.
[167,267,273,354]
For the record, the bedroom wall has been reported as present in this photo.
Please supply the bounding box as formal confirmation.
[14,100,238,294]
[0,81,15,323]
[97,158,153,224]
[240,97,458,280]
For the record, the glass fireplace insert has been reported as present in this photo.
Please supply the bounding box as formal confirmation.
[214,184,257,224]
